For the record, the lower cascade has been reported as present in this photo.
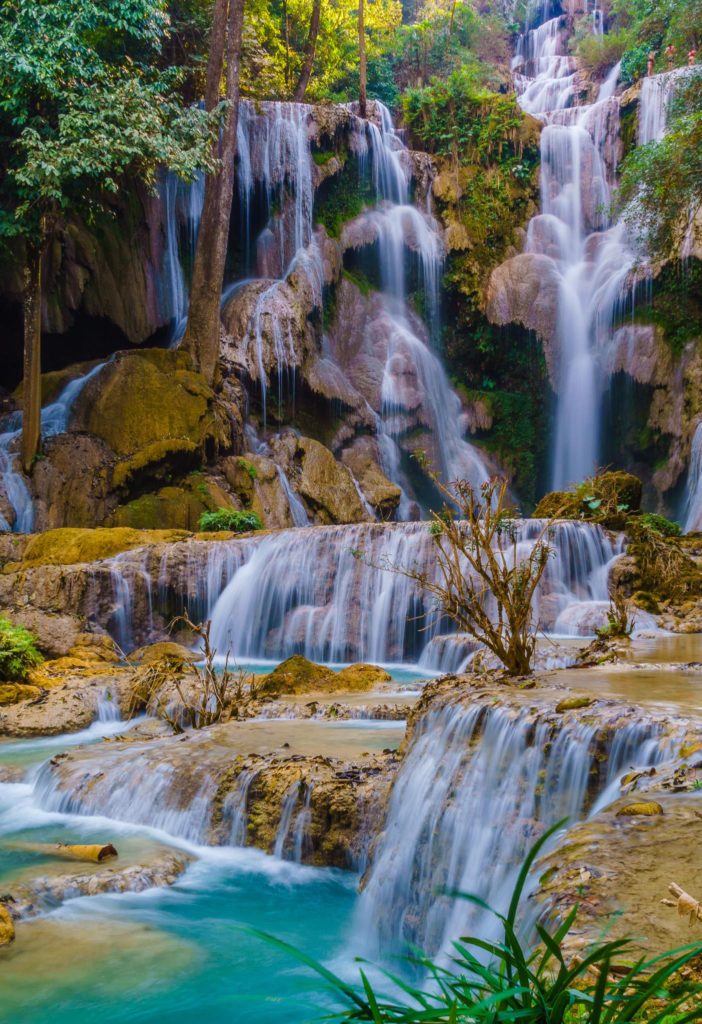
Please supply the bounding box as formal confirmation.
[357,696,677,958]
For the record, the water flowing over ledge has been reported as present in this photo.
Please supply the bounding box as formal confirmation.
[98,519,624,662]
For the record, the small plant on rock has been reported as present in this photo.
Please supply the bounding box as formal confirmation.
[0,617,42,681]
[595,592,635,641]
[198,508,263,533]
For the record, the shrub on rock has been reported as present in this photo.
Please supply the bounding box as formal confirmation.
[0,617,43,682]
[198,508,263,533]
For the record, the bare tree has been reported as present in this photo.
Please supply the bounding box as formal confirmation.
[293,0,322,102]
[131,610,253,732]
[369,475,555,677]
[181,0,246,385]
[358,0,367,117]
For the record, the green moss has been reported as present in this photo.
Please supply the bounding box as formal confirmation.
[626,260,702,357]
[0,617,43,681]
[312,149,340,167]
[341,267,374,297]
[236,457,258,481]
[639,512,682,537]
[313,156,374,238]
[10,527,190,569]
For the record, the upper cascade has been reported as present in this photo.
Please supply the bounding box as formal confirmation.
[506,10,695,492]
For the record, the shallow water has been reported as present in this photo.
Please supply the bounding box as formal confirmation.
[1,854,357,1024]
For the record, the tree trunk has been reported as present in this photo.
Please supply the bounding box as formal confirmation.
[20,241,42,473]
[181,0,245,385]
[358,0,367,118]
[293,0,321,102]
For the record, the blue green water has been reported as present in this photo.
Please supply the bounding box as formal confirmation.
[1,850,357,1024]
[0,718,377,1024]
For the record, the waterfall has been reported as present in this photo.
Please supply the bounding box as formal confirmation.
[0,362,107,533]
[514,15,637,489]
[104,519,623,659]
[638,67,696,146]
[684,421,702,532]
[160,169,205,343]
[356,698,676,958]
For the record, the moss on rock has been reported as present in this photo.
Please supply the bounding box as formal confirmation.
[11,527,190,569]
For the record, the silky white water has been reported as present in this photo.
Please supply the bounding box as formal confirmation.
[0,361,107,533]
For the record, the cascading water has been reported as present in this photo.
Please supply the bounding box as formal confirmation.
[514,14,632,489]
[356,698,677,959]
[0,361,107,533]
[160,169,206,343]
[684,421,702,532]
[104,519,623,661]
[515,11,699,491]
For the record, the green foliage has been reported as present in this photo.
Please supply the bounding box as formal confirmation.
[640,511,682,537]
[198,508,263,533]
[314,158,374,237]
[0,617,43,682]
[575,28,631,80]
[236,457,258,481]
[403,69,531,162]
[620,40,651,84]
[619,72,702,261]
[241,0,401,102]
[0,0,217,246]
[255,822,702,1022]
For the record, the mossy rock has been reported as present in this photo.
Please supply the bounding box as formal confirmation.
[533,491,581,519]
[261,656,335,696]
[10,527,190,569]
[0,904,14,946]
[70,349,231,491]
[0,683,42,706]
[555,696,594,713]
[128,641,198,667]
[334,664,392,691]
[631,590,660,614]
[617,801,664,817]
[67,634,121,664]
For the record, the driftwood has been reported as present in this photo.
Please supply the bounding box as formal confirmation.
[661,882,702,926]
[11,842,118,863]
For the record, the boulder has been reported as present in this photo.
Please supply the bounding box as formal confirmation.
[71,348,231,489]
[295,437,369,524]
[340,437,401,518]
[261,656,334,696]
[128,641,198,667]
[334,664,392,690]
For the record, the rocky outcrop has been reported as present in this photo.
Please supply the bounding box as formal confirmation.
[485,253,561,383]
[295,437,369,524]
[40,723,400,868]
[3,851,190,923]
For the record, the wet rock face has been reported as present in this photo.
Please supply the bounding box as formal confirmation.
[294,437,369,524]
[485,253,561,383]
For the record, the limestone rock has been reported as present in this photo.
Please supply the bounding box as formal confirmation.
[31,433,115,530]
[340,437,401,518]
[485,253,561,383]
[295,437,369,524]
[0,609,84,659]
[617,801,664,817]
[0,683,42,706]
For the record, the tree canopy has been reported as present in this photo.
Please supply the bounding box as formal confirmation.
[0,0,217,246]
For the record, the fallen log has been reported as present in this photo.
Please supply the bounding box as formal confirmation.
[661,882,702,926]
[10,842,118,863]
